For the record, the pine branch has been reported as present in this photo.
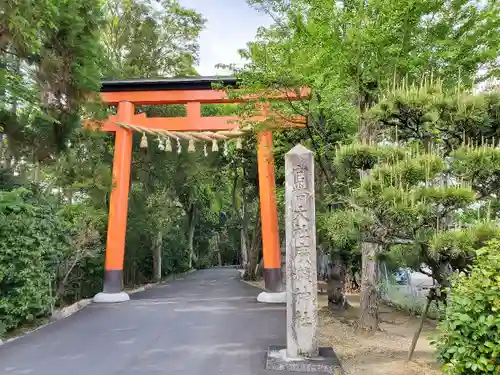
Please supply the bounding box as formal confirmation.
[390,238,414,245]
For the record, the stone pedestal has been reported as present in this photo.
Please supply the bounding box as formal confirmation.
[265,144,342,374]
[266,345,342,374]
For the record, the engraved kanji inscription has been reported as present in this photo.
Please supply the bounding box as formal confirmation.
[294,228,311,248]
[285,144,318,358]
[292,164,307,191]
[292,193,308,212]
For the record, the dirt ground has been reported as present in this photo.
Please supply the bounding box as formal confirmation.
[246,280,442,375]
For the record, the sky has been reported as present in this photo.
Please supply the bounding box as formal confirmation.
[179,0,272,76]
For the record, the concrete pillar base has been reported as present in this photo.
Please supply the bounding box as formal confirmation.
[257,291,286,304]
[93,292,130,303]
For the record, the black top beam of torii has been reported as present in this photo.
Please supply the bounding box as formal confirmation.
[100,76,239,92]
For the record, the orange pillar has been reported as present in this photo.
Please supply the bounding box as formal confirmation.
[95,101,134,302]
[257,131,282,292]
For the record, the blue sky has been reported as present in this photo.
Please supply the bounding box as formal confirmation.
[179,0,272,76]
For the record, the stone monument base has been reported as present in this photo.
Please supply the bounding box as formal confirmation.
[265,345,343,374]
[93,292,130,303]
[257,291,286,303]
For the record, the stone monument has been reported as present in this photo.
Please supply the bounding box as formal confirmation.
[265,144,342,374]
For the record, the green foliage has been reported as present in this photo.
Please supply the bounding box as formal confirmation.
[335,143,382,172]
[0,188,70,331]
[368,84,500,153]
[433,240,500,375]
[101,0,205,78]
[55,203,108,303]
[1,0,105,159]
[451,143,500,199]
[0,0,254,337]
[325,85,500,330]
[0,167,22,190]
[324,209,367,248]
[343,88,500,274]
[239,0,500,139]
[429,222,500,265]
[327,132,499,287]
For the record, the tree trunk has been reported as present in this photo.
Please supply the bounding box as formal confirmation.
[240,186,249,269]
[187,203,197,269]
[152,231,162,282]
[345,269,360,293]
[327,254,349,311]
[357,242,381,334]
[244,209,261,280]
[215,232,222,266]
[65,189,73,204]
[240,227,248,269]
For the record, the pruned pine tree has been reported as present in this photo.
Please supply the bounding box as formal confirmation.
[326,84,500,333]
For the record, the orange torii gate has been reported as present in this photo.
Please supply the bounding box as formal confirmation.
[91,76,309,303]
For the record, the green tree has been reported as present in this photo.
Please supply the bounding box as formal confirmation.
[224,0,500,313]
[101,0,205,78]
[1,0,105,163]
[326,85,500,333]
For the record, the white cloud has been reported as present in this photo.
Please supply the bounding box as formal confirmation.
[179,0,272,76]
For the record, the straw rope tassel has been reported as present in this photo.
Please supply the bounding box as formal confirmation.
[165,137,172,152]
[204,143,208,157]
[157,136,165,151]
[140,133,148,149]
[113,122,251,154]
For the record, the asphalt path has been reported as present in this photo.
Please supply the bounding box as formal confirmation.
[0,268,296,375]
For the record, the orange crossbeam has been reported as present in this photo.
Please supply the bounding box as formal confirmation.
[100,88,310,106]
[87,113,306,133]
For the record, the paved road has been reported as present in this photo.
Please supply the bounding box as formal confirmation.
[0,268,292,375]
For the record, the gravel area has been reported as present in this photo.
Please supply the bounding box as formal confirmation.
[245,280,442,375]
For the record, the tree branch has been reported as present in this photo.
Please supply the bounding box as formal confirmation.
[390,238,414,245]
[419,267,433,277]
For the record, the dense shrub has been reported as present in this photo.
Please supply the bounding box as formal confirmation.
[0,188,70,333]
[433,240,500,374]
[55,203,107,303]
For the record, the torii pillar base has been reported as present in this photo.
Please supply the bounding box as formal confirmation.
[93,292,130,303]
[257,291,286,304]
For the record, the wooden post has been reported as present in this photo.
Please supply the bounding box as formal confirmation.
[407,289,434,361]
[257,131,282,293]
[94,101,134,303]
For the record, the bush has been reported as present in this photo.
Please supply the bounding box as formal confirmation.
[433,240,500,374]
[55,203,107,303]
[0,188,70,333]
